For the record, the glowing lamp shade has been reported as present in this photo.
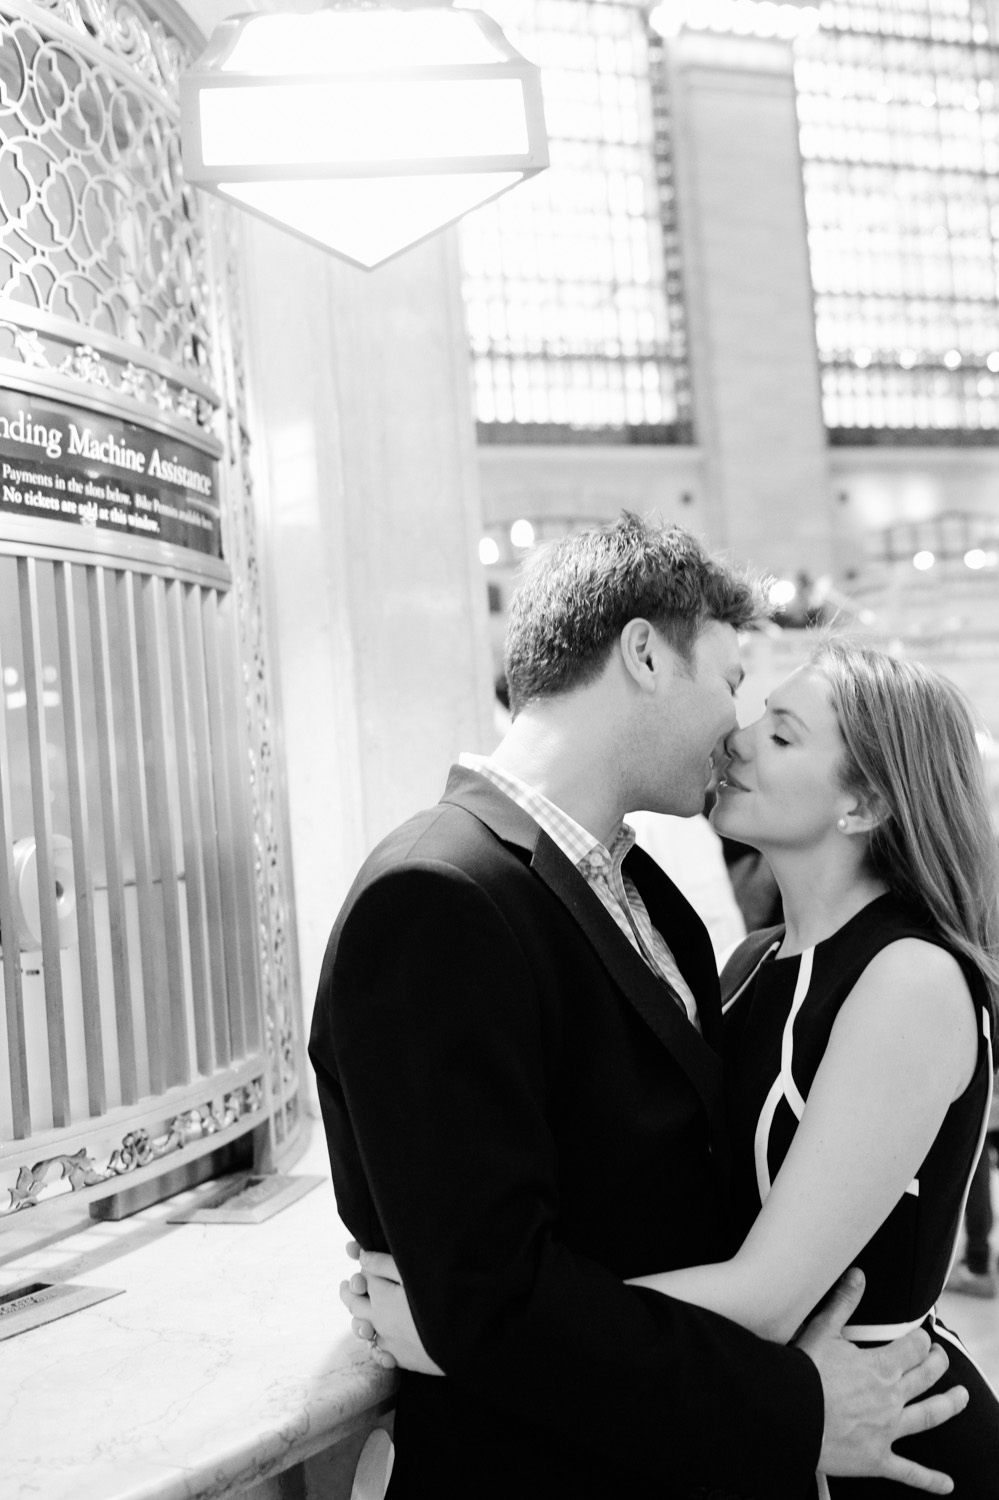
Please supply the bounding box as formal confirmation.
[179,6,549,269]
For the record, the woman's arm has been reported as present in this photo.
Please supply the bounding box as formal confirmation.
[629,939,978,1342]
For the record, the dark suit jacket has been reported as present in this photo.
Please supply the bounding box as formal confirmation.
[309,767,822,1498]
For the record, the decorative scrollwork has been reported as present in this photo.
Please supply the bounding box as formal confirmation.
[0,321,218,429]
[65,342,108,385]
[0,7,214,382]
[7,321,47,365]
[0,1078,266,1214]
[13,0,188,110]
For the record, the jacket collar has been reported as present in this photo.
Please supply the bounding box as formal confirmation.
[442,762,541,853]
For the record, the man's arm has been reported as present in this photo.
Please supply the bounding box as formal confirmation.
[312,861,823,1496]
[345,1253,964,1494]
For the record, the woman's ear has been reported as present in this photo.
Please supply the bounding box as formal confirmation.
[838,790,887,836]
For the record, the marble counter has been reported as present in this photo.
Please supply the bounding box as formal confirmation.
[0,1124,396,1500]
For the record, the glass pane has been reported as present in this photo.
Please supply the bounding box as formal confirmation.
[794,2,999,437]
[459,0,690,437]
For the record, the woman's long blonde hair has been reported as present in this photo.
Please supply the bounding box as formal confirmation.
[812,638,999,1006]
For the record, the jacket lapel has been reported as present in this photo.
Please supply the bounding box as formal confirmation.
[441,766,726,1132]
[624,843,726,1054]
[531,834,725,1127]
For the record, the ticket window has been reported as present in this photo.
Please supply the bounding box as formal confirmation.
[0,0,303,1226]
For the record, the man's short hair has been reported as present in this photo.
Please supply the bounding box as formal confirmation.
[504,512,764,715]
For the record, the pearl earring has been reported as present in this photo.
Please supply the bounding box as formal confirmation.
[837,817,849,832]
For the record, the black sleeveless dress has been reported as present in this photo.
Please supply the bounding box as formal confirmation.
[720,893,999,1497]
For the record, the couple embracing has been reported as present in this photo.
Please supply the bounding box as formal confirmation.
[311,514,999,1497]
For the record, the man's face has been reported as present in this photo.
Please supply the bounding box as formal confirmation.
[644,620,743,817]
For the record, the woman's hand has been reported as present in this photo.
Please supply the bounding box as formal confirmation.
[339,1242,445,1376]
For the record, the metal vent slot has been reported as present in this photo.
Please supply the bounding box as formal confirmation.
[0,554,260,1143]
[0,1280,123,1341]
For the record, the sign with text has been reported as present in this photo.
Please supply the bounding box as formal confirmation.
[0,390,222,558]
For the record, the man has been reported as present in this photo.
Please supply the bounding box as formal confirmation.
[310,515,964,1498]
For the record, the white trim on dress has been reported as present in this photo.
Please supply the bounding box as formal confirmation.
[755,947,814,1202]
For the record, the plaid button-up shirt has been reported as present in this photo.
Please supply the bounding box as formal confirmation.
[460,754,700,1028]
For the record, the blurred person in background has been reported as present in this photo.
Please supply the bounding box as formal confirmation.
[946,813,999,1300]
[947,1111,999,1299]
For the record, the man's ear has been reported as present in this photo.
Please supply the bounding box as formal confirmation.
[620,619,670,693]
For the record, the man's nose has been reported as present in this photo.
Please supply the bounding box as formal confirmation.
[723,724,747,760]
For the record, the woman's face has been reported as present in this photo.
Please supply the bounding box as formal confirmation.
[710,666,854,854]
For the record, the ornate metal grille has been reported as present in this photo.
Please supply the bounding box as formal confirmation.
[1,10,204,361]
[0,0,301,1218]
[0,0,216,430]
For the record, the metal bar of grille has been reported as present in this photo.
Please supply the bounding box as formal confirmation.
[53,562,106,1117]
[213,589,262,1053]
[201,589,248,1059]
[164,580,213,1075]
[115,571,164,1096]
[18,557,70,1127]
[87,565,138,1106]
[136,574,191,1088]
[183,585,230,1067]
[0,599,30,1136]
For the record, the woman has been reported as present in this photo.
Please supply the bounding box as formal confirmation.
[342,639,999,1494]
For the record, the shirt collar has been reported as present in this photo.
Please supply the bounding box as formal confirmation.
[459,752,629,873]
[581,821,637,878]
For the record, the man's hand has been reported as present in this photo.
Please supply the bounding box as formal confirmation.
[796,1269,968,1494]
[340,1242,444,1376]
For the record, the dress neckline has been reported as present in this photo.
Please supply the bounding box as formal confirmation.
[765,890,897,964]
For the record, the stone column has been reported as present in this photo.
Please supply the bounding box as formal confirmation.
[666,29,834,579]
[239,221,495,1023]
